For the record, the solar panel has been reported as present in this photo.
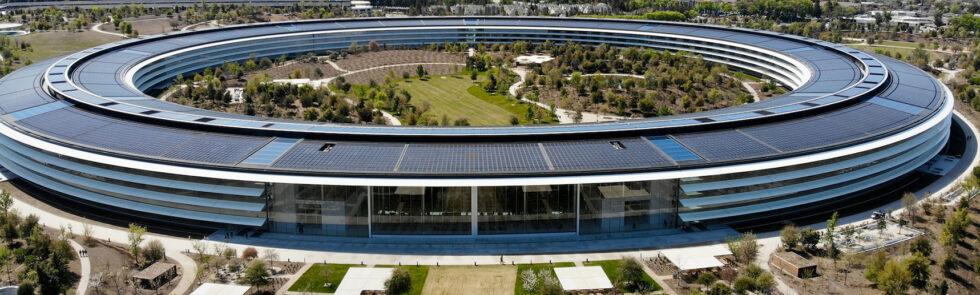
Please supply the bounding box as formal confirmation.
[868,97,924,115]
[543,138,671,171]
[241,138,301,166]
[397,143,550,173]
[648,136,702,162]
[273,140,403,172]
[7,101,72,120]
[673,130,778,161]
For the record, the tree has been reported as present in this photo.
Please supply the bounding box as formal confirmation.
[727,232,759,264]
[939,208,969,248]
[617,259,650,292]
[707,282,733,295]
[877,259,911,295]
[905,253,930,289]
[824,212,839,258]
[800,227,820,252]
[901,192,917,225]
[0,190,11,215]
[238,259,271,288]
[865,251,888,283]
[127,224,146,259]
[780,224,799,251]
[909,237,931,257]
[415,65,426,79]
[384,268,412,295]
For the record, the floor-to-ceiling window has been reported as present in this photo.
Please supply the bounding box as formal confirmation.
[268,184,368,237]
[372,186,472,235]
[579,180,678,234]
[477,185,576,235]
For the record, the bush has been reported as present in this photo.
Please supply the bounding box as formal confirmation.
[141,240,165,265]
[905,253,930,289]
[909,237,932,257]
[780,225,799,251]
[733,275,755,293]
[708,282,732,295]
[384,268,412,295]
[223,247,237,260]
[242,247,258,260]
[617,259,651,292]
[696,272,718,286]
[865,251,888,283]
[877,259,911,295]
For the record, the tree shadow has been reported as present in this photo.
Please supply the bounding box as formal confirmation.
[946,272,976,290]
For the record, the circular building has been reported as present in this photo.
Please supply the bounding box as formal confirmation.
[0,17,952,244]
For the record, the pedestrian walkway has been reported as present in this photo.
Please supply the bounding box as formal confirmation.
[68,239,90,295]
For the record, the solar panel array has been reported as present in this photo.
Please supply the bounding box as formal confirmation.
[543,139,672,171]
[272,140,404,172]
[397,143,550,173]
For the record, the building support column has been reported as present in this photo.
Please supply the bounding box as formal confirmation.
[471,186,478,237]
[367,186,373,238]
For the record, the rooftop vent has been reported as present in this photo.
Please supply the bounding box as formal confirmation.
[261,123,274,128]
[140,110,159,115]
[194,117,214,122]
[319,143,336,152]
[100,102,118,106]
[610,141,625,150]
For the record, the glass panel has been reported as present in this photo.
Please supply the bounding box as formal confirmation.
[477,185,575,235]
[268,184,368,237]
[372,186,472,235]
[580,181,678,234]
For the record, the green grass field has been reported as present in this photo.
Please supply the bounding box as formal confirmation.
[287,263,356,293]
[14,30,125,64]
[514,262,575,295]
[849,43,946,61]
[378,265,429,295]
[396,74,555,126]
[584,259,661,292]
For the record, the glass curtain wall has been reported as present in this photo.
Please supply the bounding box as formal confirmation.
[372,186,472,235]
[579,180,678,234]
[477,185,576,235]
[268,184,369,237]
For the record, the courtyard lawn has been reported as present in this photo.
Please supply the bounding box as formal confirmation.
[514,262,575,295]
[378,265,430,295]
[849,44,947,61]
[287,263,356,293]
[14,30,125,64]
[584,259,660,292]
[397,74,554,126]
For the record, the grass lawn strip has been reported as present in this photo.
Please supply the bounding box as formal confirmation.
[287,263,356,293]
[378,265,430,295]
[513,262,575,295]
[398,75,516,126]
[14,31,124,65]
[584,259,661,291]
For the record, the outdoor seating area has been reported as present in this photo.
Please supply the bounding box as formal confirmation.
[553,266,614,293]
[132,261,177,289]
[655,245,735,282]
[333,267,395,295]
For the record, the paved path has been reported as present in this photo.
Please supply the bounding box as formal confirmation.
[180,20,220,32]
[168,250,197,295]
[91,22,128,38]
[68,239,90,295]
[276,263,311,295]
[325,60,349,73]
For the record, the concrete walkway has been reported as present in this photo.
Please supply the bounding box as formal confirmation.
[168,250,197,295]
[68,239,90,295]
[275,263,311,295]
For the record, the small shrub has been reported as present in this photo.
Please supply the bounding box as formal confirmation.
[141,240,165,265]
[384,268,411,295]
[696,272,718,286]
[242,247,258,260]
